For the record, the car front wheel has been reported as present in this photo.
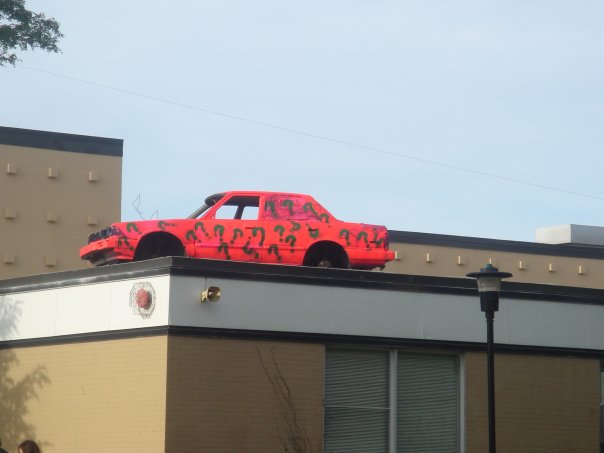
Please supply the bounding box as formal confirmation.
[134,233,185,261]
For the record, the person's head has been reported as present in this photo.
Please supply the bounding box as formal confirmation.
[18,440,41,453]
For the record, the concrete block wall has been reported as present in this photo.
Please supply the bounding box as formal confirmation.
[165,336,324,453]
[0,133,122,279]
[386,242,604,289]
[464,352,600,453]
[0,336,168,453]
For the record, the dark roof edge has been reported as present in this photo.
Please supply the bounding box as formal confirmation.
[389,229,604,259]
[2,325,604,357]
[0,126,123,157]
[1,257,604,305]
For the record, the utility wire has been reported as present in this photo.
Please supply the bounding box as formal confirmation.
[17,64,604,203]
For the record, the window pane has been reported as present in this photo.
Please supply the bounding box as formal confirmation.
[325,349,389,453]
[240,206,259,220]
[397,353,459,453]
[325,407,389,453]
[326,349,389,407]
[214,205,238,219]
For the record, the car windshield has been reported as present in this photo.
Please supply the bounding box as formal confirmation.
[187,193,225,219]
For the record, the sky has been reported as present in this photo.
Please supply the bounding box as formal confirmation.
[2,1,604,242]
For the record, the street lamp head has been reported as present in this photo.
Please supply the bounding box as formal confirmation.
[467,263,513,292]
[467,263,513,312]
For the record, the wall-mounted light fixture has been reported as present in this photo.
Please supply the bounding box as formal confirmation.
[201,286,221,303]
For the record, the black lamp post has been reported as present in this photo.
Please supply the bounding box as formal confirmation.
[467,264,512,453]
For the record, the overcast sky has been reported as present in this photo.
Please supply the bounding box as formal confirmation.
[2,1,603,242]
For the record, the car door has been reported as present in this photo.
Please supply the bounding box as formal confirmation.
[261,194,318,265]
[199,194,265,263]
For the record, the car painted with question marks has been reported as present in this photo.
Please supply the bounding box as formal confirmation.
[81,191,396,269]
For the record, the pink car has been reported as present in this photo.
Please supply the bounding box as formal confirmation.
[81,191,395,269]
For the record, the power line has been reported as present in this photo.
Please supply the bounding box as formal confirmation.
[17,64,604,203]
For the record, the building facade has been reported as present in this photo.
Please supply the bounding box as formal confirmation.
[1,125,603,452]
[0,126,122,279]
[386,228,604,289]
[0,256,602,452]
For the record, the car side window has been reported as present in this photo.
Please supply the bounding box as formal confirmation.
[213,196,260,220]
[238,205,259,220]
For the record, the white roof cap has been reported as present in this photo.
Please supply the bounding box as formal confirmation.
[536,224,604,246]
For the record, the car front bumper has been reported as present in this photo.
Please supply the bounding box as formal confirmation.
[80,236,134,266]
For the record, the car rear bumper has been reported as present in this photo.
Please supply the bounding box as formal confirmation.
[348,249,396,269]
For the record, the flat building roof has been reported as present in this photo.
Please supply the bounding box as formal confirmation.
[0,125,123,157]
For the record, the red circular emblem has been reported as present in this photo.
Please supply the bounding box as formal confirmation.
[136,289,151,309]
[129,282,156,318]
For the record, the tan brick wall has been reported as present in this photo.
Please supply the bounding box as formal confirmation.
[0,143,122,279]
[165,336,324,453]
[465,352,600,453]
[0,336,167,453]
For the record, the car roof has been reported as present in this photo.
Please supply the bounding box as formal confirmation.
[208,190,314,199]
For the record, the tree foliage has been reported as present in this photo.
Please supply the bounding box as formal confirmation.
[0,0,62,66]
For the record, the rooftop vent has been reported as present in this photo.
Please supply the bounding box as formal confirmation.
[536,224,604,247]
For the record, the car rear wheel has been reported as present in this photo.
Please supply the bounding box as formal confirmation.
[303,242,349,269]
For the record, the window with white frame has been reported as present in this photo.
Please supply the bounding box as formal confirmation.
[325,348,459,453]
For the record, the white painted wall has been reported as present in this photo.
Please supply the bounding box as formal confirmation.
[169,275,604,351]
[0,276,170,341]
[2,272,604,352]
